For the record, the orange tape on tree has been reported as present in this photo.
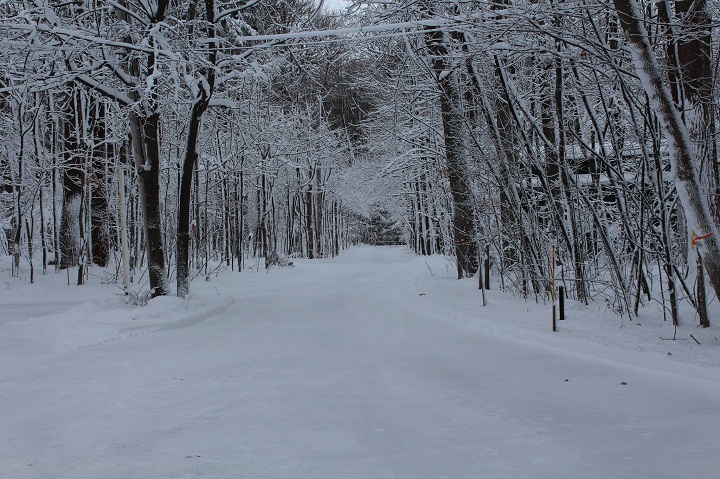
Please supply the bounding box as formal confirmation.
[691,231,714,249]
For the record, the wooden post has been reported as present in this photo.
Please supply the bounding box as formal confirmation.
[484,244,490,289]
[478,245,486,306]
[559,286,565,321]
[552,245,557,332]
[697,251,709,328]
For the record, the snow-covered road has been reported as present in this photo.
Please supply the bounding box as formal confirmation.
[2,246,719,478]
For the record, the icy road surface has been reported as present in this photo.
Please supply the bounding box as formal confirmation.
[1,246,719,478]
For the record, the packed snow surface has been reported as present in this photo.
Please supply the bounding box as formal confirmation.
[1,246,719,478]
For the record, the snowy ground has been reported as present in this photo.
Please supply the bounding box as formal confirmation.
[1,246,719,478]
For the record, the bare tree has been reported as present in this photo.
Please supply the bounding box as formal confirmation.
[420,0,478,278]
[612,0,720,301]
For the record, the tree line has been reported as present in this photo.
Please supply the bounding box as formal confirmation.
[1,0,718,325]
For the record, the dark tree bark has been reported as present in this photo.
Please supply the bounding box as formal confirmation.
[115,0,170,297]
[89,175,110,267]
[421,2,477,278]
[129,111,168,297]
[177,103,210,296]
[89,100,110,267]
[176,0,216,297]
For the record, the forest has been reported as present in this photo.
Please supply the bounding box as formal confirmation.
[1,0,719,325]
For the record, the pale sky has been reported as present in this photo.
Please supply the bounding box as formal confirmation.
[320,0,350,11]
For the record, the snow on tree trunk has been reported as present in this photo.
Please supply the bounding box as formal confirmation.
[665,1,716,223]
[613,0,720,302]
[59,194,82,270]
[59,96,84,270]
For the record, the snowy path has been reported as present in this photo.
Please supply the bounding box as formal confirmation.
[2,246,719,478]
[0,301,84,324]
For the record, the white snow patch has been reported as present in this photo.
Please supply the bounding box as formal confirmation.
[1,247,719,478]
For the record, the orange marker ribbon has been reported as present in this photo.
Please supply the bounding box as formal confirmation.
[691,231,714,249]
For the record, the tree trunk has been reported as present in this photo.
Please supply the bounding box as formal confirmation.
[177,0,215,297]
[659,0,716,321]
[177,102,208,297]
[422,3,477,278]
[613,0,720,301]
[129,111,168,297]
